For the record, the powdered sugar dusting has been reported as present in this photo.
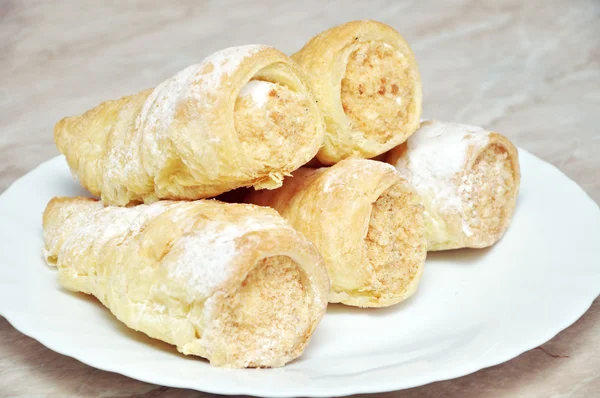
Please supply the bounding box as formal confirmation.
[127,201,178,233]
[322,159,396,193]
[185,45,266,109]
[198,45,265,92]
[44,201,103,261]
[377,161,398,172]
[57,205,139,263]
[45,200,282,299]
[134,45,265,177]
[44,200,181,267]
[239,80,274,108]
[166,216,278,298]
[138,64,204,134]
[168,228,239,297]
[399,121,490,213]
[103,144,138,187]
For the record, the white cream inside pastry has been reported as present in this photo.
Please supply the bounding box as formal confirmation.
[291,20,422,164]
[460,144,516,241]
[234,80,317,168]
[206,255,313,367]
[341,41,417,145]
[365,181,424,301]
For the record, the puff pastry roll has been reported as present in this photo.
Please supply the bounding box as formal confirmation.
[246,159,426,308]
[292,20,422,165]
[54,45,325,205]
[42,198,329,368]
[386,120,520,251]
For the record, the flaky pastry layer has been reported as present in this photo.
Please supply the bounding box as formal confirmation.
[386,120,521,250]
[43,198,329,367]
[246,159,426,307]
[55,45,325,205]
[292,20,422,164]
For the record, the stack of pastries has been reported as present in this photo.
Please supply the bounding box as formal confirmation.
[43,20,520,368]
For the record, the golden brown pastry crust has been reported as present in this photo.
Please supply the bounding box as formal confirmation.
[246,159,426,307]
[55,45,325,205]
[292,20,422,164]
[386,120,521,250]
[43,198,329,368]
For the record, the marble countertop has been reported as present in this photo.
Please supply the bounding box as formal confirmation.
[1,0,598,396]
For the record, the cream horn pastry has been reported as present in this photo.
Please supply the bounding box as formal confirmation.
[54,45,325,205]
[386,120,520,251]
[292,20,422,165]
[43,198,329,368]
[246,159,426,308]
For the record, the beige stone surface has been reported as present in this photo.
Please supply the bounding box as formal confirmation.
[0,0,598,396]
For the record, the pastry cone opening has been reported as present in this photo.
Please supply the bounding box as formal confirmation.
[341,41,417,145]
[54,45,325,205]
[209,255,312,367]
[246,159,426,308]
[43,198,328,368]
[361,181,425,305]
[387,121,520,250]
[234,78,318,170]
[460,142,518,247]
[292,20,422,164]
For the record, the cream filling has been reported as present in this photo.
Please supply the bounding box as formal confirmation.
[207,255,312,367]
[234,80,316,169]
[340,41,416,145]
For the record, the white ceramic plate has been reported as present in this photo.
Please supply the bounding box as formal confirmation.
[1,151,599,397]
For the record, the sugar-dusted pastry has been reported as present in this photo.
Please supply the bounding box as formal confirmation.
[246,159,426,308]
[42,198,329,368]
[386,120,521,251]
[292,20,422,165]
[54,45,325,205]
